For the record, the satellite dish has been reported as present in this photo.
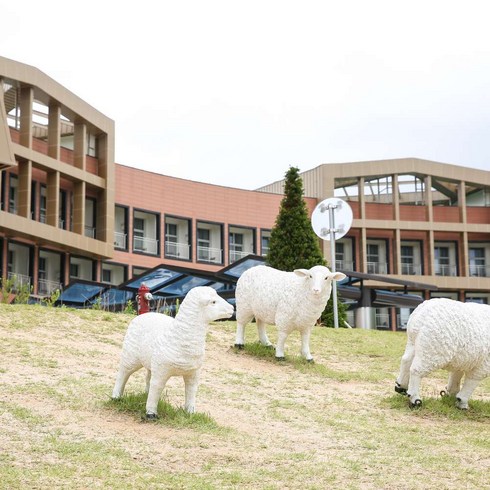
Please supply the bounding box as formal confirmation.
[311,198,353,241]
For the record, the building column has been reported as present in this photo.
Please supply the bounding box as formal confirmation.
[19,86,33,148]
[74,122,87,170]
[17,160,32,219]
[46,171,60,227]
[428,230,435,276]
[424,175,433,222]
[392,174,400,220]
[96,133,114,244]
[48,103,61,160]
[72,181,86,235]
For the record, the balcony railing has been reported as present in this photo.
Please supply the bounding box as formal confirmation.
[197,246,222,264]
[434,264,457,276]
[229,249,251,263]
[85,226,96,238]
[38,278,62,296]
[367,262,388,274]
[375,313,390,328]
[400,263,422,275]
[134,236,159,255]
[165,241,191,260]
[7,272,31,290]
[114,232,127,249]
[469,264,490,277]
[336,260,354,270]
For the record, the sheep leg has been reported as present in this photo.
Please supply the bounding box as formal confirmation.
[275,330,288,360]
[183,370,200,413]
[444,371,464,396]
[455,376,481,410]
[145,368,172,418]
[256,319,273,347]
[300,328,314,362]
[234,311,254,348]
[395,341,415,395]
[112,361,142,399]
[145,369,151,394]
[406,355,430,408]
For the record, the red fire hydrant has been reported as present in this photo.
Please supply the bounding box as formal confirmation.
[137,282,153,315]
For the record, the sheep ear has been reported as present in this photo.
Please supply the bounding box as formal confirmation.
[294,269,309,277]
[331,272,346,281]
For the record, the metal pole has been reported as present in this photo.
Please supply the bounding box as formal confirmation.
[328,205,339,329]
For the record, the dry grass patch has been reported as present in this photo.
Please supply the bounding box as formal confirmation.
[0,304,489,489]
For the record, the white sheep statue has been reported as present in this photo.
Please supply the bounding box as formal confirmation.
[395,297,490,409]
[112,286,234,418]
[234,265,346,361]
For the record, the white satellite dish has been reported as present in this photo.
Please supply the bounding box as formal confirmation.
[311,198,353,241]
[311,197,353,328]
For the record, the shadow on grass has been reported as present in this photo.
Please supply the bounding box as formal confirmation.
[105,392,222,431]
[384,393,490,421]
[232,342,384,383]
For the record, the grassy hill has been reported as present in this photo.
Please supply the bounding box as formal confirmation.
[0,304,488,489]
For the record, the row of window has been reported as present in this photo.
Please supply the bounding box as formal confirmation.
[336,238,490,277]
[115,206,271,265]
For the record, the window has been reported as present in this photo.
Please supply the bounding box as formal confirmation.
[435,246,450,276]
[70,263,79,278]
[469,248,485,277]
[336,242,344,269]
[102,269,112,283]
[9,175,17,213]
[38,257,46,280]
[261,232,270,256]
[198,229,210,258]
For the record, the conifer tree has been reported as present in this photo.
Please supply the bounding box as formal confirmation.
[266,166,347,327]
[266,166,324,270]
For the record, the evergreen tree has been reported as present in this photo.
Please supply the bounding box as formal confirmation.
[266,166,324,270]
[266,166,348,327]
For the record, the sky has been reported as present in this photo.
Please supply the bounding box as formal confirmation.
[2,0,490,190]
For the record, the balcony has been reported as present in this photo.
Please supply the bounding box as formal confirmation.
[469,264,490,277]
[197,246,222,264]
[336,260,354,270]
[114,232,127,249]
[367,262,388,274]
[400,263,422,275]
[7,272,31,290]
[134,236,159,255]
[434,264,457,276]
[229,249,251,263]
[38,278,62,296]
[165,241,191,260]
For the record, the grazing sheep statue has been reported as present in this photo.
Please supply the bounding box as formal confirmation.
[112,286,234,418]
[234,265,346,361]
[395,298,490,409]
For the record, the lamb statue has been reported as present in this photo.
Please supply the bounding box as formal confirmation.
[112,286,234,418]
[395,298,490,409]
[234,265,346,361]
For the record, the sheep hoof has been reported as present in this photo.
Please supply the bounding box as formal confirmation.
[409,399,422,409]
[146,412,159,420]
[440,390,447,397]
[275,356,286,362]
[234,343,245,350]
[395,382,407,395]
[456,398,469,410]
[306,358,314,363]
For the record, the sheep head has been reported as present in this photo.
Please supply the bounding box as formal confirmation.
[294,265,346,297]
[180,286,234,323]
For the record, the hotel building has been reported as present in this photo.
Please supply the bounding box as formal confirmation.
[1,56,490,329]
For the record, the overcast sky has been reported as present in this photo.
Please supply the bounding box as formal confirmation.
[2,0,490,189]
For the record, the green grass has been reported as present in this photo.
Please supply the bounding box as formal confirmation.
[105,391,222,432]
[1,305,489,490]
